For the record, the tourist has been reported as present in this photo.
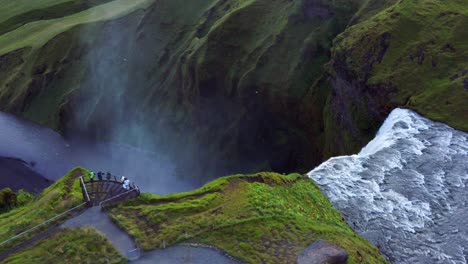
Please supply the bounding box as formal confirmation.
[106,172,111,181]
[123,178,130,190]
[89,171,95,182]
[97,172,103,181]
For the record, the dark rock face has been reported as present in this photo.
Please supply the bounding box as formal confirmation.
[0,157,52,193]
[326,0,468,148]
[298,240,349,264]
[0,0,361,181]
[321,56,396,158]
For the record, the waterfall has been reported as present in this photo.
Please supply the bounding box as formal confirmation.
[309,108,468,263]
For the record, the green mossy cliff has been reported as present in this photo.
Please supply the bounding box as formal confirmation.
[2,170,387,263]
[0,167,88,253]
[108,172,388,263]
[3,228,125,264]
[0,0,466,177]
[323,0,468,157]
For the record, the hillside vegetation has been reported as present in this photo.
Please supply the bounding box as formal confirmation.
[0,167,88,253]
[108,172,388,263]
[323,0,468,156]
[0,0,466,179]
[0,0,359,179]
[3,227,125,264]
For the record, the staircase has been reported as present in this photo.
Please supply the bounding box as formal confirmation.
[80,177,140,207]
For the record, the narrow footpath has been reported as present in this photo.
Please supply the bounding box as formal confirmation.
[61,207,242,263]
[61,207,135,255]
[133,245,241,264]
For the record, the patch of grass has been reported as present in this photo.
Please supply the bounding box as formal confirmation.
[0,0,116,35]
[0,0,156,55]
[0,167,89,253]
[3,227,125,264]
[0,188,35,214]
[109,172,388,263]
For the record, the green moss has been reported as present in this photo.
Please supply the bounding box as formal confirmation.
[3,227,125,264]
[332,0,468,131]
[0,0,155,55]
[0,188,36,214]
[0,0,115,35]
[0,188,17,213]
[0,0,365,179]
[15,190,35,207]
[109,172,388,263]
[0,167,89,253]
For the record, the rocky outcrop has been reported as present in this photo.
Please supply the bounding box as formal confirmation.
[298,240,349,264]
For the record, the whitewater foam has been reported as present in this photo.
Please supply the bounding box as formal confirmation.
[309,108,468,264]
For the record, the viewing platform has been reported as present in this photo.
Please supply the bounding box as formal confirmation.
[79,176,140,207]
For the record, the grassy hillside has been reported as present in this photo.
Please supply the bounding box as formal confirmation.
[0,0,466,180]
[0,0,361,181]
[3,227,125,264]
[108,172,388,263]
[322,0,468,157]
[0,0,154,55]
[0,167,88,253]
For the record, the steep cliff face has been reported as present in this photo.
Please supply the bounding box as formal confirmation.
[323,0,468,157]
[0,0,360,179]
[0,0,466,180]
[133,0,360,176]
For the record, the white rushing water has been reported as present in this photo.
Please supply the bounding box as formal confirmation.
[0,112,194,194]
[308,108,468,264]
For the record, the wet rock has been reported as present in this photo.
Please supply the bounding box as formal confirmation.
[393,121,409,129]
[298,240,349,264]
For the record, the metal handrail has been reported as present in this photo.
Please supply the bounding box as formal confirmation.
[0,202,87,247]
[80,176,91,203]
[99,187,140,208]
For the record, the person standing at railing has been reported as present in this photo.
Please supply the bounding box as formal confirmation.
[89,171,95,182]
[123,178,130,190]
[97,172,103,181]
[106,172,111,181]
